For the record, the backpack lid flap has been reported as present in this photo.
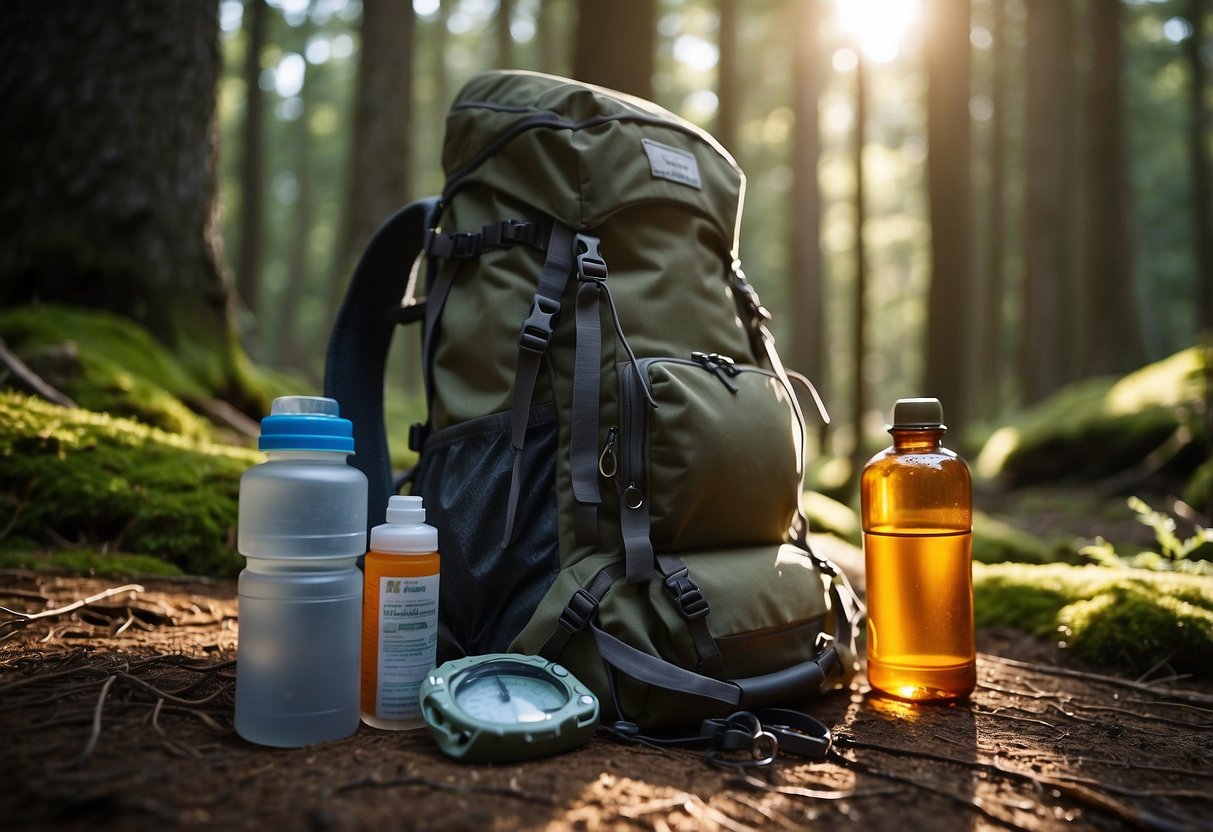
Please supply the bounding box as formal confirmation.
[443,71,744,246]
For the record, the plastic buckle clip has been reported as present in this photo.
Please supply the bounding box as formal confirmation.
[557,589,598,634]
[664,567,709,621]
[448,232,481,260]
[518,295,560,353]
[574,234,608,283]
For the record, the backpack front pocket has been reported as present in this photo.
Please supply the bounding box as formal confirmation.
[618,354,804,553]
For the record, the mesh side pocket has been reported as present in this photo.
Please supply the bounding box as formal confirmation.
[412,404,560,656]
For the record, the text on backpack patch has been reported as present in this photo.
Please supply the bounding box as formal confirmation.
[641,139,702,189]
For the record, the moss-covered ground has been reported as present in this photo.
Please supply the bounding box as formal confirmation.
[0,391,259,577]
[975,562,1213,678]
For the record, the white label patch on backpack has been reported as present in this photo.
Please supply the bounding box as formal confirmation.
[641,139,702,189]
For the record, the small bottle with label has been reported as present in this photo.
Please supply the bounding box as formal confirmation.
[861,397,975,701]
[361,495,440,730]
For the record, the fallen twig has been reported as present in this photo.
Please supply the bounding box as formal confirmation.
[0,584,145,633]
[76,674,117,762]
[0,337,78,408]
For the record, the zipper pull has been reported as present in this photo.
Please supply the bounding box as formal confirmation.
[709,353,741,377]
[598,426,618,478]
[692,351,740,394]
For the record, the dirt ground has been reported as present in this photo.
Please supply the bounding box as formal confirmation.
[2,569,1211,832]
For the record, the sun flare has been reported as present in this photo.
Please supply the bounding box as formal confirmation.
[836,0,921,63]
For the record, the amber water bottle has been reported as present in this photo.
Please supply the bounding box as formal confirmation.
[861,397,975,701]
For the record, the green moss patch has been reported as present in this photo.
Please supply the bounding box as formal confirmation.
[0,548,184,578]
[0,391,259,577]
[975,562,1213,678]
[973,348,1206,486]
[0,304,223,439]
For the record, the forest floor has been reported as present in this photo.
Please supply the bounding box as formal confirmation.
[2,561,1211,832]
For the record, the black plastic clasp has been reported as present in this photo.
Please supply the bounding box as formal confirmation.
[731,264,772,328]
[557,589,598,633]
[518,295,560,353]
[482,219,545,250]
[574,234,608,283]
[408,422,429,453]
[664,567,710,621]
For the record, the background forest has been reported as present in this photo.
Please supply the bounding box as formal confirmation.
[215,0,1212,470]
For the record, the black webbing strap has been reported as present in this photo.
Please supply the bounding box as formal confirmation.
[570,234,607,545]
[591,622,743,705]
[424,219,548,260]
[618,361,656,584]
[501,222,576,548]
[655,553,723,678]
[419,258,460,431]
[537,561,625,661]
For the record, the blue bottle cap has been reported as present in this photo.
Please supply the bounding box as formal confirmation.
[258,396,355,453]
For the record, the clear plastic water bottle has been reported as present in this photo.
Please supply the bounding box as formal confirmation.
[235,396,368,746]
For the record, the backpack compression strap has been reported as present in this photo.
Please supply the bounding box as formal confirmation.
[325,196,441,531]
[502,222,576,548]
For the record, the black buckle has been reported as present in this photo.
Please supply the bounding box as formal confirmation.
[494,219,543,248]
[664,567,709,621]
[518,295,560,353]
[408,422,429,453]
[557,589,598,633]
[732,269,772,327]
[575,234,608,283]
[425,230,481,260]
[448,232,481,260]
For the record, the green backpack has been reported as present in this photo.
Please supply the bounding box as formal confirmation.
[326,70,862,731]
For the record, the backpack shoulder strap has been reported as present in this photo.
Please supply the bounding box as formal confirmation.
[325,196,441,532]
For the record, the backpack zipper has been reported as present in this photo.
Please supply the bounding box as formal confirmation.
[598,426,618,478]
[619,364,645,511]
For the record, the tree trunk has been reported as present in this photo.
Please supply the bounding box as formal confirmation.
[1185,0,1213,336]
[0,0,243,397]
[715,0,740,157]
[236,0,269,331]
[536,0,563,75]
[573,0,655,99]
[1020,0,1076,404]
[979,0,1008,420]
[327,0,414,313]
[850,53,869,486]
[1081,0,1146,377]
[787,0,828,446]
[497,0,515,69]
[274,13,317,373]
[924,0,975,433]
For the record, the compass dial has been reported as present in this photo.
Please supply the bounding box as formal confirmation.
[420,653,600,762]
[453,663,569,724]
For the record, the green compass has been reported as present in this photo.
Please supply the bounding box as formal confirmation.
[419,653,600,762]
